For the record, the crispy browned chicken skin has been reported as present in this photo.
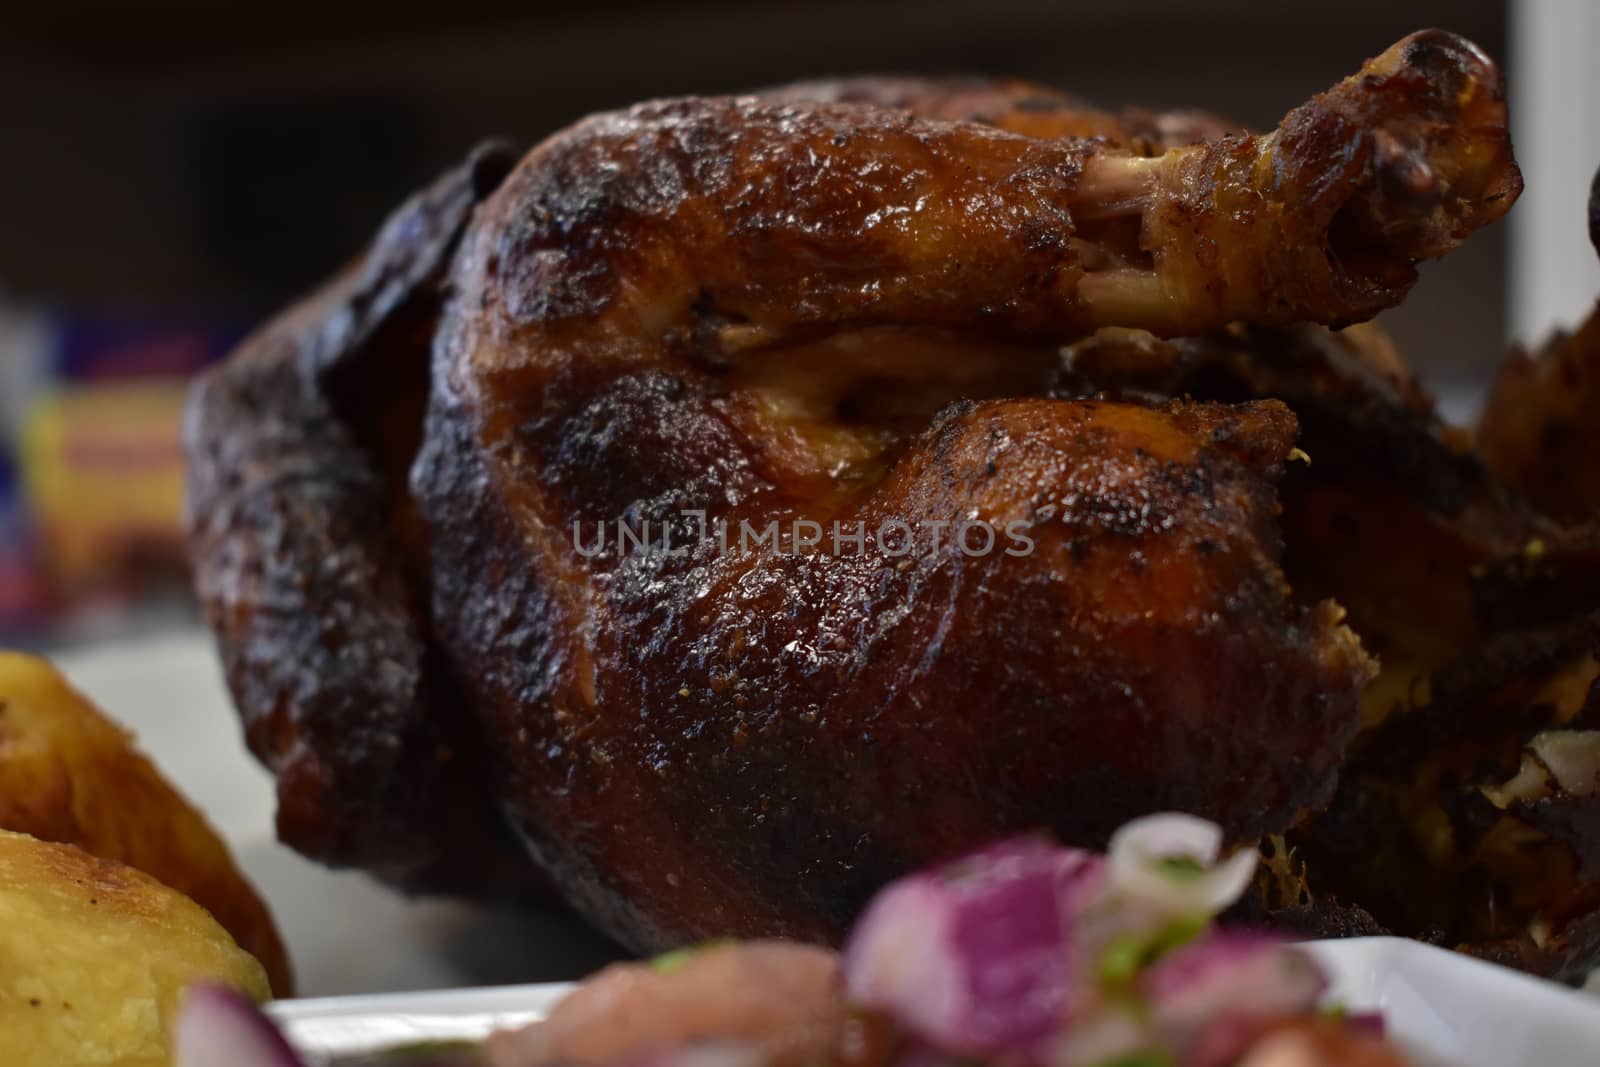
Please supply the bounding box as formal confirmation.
[187,143,545,895]
[189,32,1525,953]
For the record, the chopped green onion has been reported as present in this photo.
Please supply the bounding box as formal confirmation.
[1156,855,1206,882]
[1145,914,1206,958]
[1096,915,1208,990]
[1093,1049,1174,1067]
[650,939,734,973]
[1098,934,1149,986]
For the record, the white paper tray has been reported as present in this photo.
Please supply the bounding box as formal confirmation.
[269,937,1600,1066]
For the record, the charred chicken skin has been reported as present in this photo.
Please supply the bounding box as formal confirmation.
[186,143,545,894]
[187,31,1551,958]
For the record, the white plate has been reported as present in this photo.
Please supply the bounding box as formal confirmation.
[1306,938,1600,1066]
[268,937,1600,1065]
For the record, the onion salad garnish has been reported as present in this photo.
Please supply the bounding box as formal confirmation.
[171,813,1386,1067]
[843,836,1105,1059]
[843,813,1366,1067]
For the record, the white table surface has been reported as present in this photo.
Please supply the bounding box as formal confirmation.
[51,629,621,999]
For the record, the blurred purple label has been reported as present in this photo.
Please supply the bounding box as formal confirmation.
[56,317,243,381]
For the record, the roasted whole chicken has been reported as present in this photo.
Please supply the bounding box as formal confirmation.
[186,30,1600,977]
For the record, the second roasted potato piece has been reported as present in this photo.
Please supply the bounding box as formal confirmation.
[0,652,291,994]
[0,828,269,1067]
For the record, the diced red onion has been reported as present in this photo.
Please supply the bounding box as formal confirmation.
[843,836,1105,1060]
[1343,1011,1386,1039]
[1142,932,1328,1042]
[174,984,307,1067]
[1106,813,1257,918]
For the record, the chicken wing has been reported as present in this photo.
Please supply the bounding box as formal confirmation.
[186,142,544,896]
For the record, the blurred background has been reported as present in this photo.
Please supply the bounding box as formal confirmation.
[0,1,1591,647]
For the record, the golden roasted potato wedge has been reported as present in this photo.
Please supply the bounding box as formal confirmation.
[0,829,269,1067]
[0,652,291,994]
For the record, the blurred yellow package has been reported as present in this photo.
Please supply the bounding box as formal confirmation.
[18,382,189,600]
